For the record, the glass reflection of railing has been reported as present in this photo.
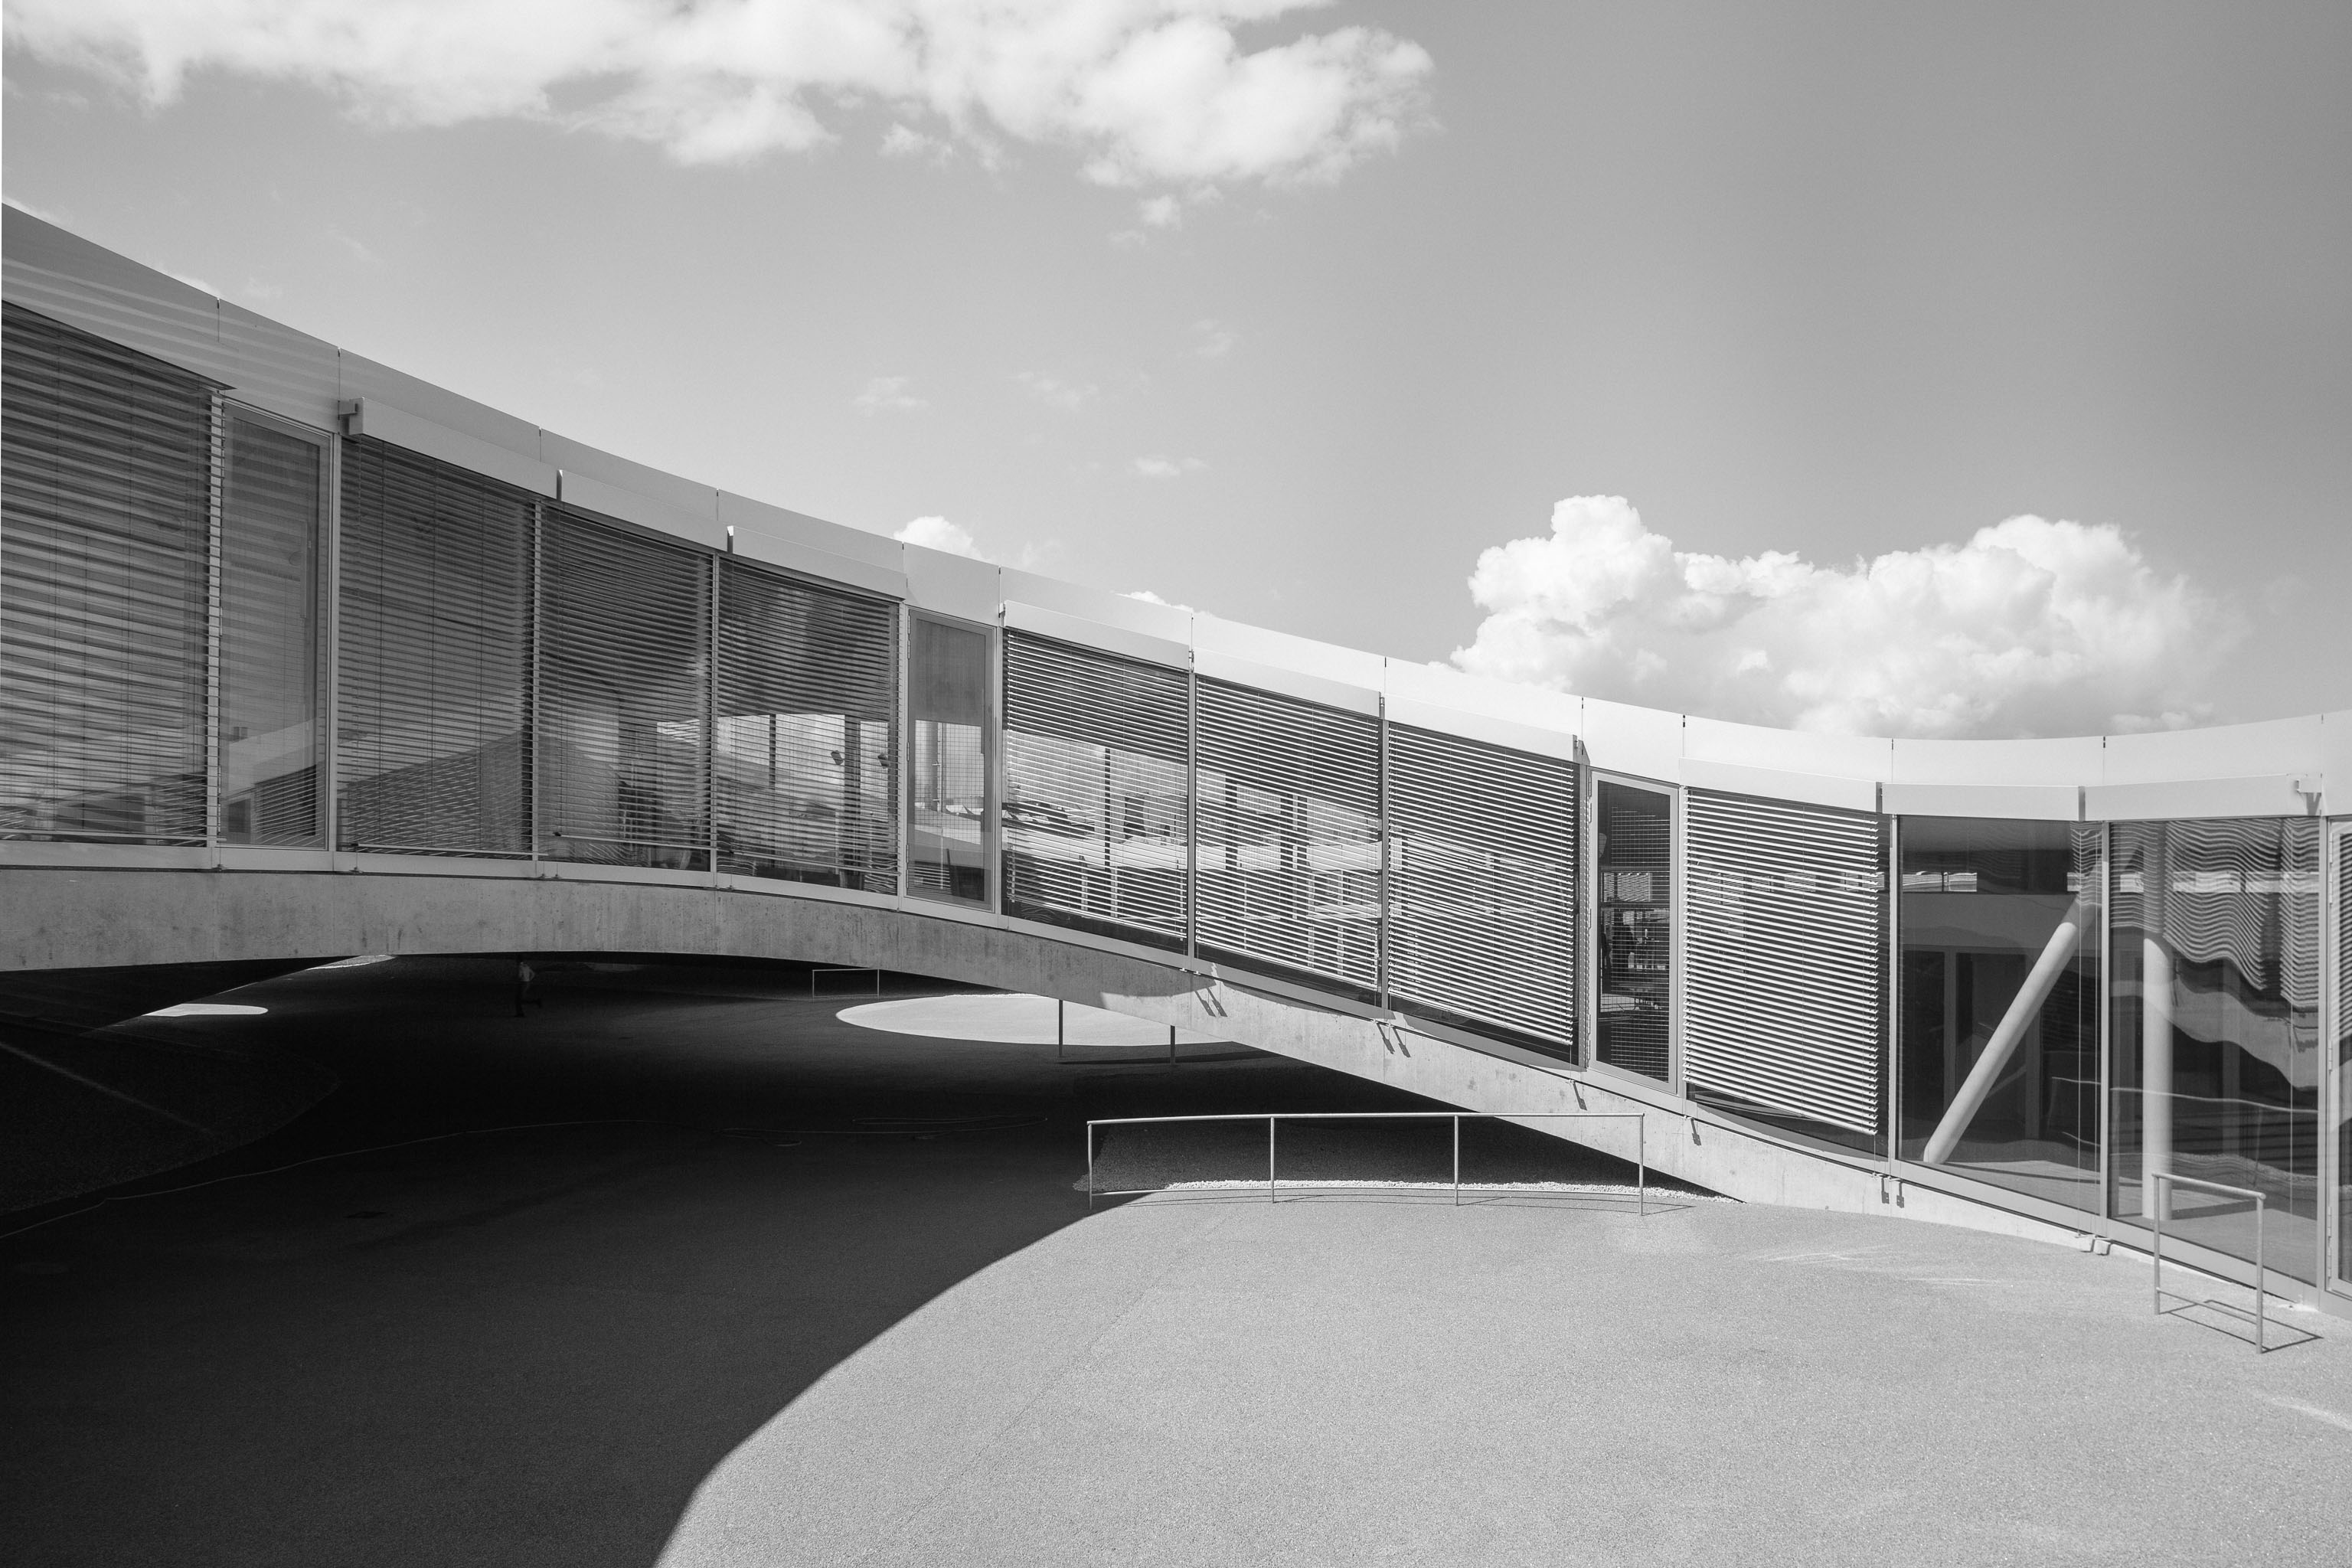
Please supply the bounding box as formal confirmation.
[2110,1086,2318,1210]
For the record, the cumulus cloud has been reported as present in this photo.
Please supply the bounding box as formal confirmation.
[1189,316,1237,358]
[1132,454,1204,479]
[1125,587,1194,611]
[853,374,926,414]
[1450,496,2238,739]
[893,514,983,557]
[8,1,1434,189]
[1014,370,1097,410]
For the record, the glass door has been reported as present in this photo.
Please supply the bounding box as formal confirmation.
[1595,776,1674,1085]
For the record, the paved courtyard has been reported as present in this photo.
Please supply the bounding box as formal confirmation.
[662,1194,2351,1568]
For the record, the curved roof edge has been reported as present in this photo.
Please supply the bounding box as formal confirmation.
[5,204,2342,820]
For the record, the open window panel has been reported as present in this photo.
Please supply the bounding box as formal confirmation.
[1591,774,1677,1089]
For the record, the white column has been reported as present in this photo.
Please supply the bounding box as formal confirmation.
[2143,935,2174,1220]
[1922,900,2083,1166]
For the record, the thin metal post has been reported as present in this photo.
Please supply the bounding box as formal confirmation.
[1169,1024,1178,1070]
[1268,1116,1277,1204]
[1086,1123,1094,1210]
[1637,1116,1645,1218]
[1452,1115,1461,1206]
[2256,1193,2266,1352]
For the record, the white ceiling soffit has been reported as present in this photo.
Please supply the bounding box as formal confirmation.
[1002,601,1190,670]
[345,398,557,498]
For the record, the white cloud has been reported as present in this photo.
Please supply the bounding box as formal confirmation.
[893,514,983,558]
[879,121,949,160]
[1014,370,1097,410]
[9,2,1434,191]
[1137,193,1182,228]
[1189,316,1236,358]
[853,374,926,414]
[1132,454,1204,479]
[1125,587,1194,612]
[1451,495,2239,739]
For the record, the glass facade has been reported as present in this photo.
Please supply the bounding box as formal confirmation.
[2110,818,2322,1283]
[1899,818,2101,1211]
[16,269,2352,1308]
[217,416,324,847]
[1596,779,1674,1082]
[910,615,990,903]
[1,305,213,845]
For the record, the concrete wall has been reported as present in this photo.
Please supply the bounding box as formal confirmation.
[2,865,2089,1253]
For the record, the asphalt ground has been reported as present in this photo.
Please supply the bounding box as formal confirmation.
[8,956,2345,1566]
[662,1196,2352,1568]
[0,955,1468,1568]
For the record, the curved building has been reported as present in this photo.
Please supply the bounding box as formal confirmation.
[3,207,2346,1318]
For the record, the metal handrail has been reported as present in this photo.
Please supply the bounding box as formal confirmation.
[1084,1111,1647,1214]
[2150,1171,2268,1353]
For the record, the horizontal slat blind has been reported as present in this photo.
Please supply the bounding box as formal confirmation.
[1195,677,1380,990]
[218,416,323,846]
[539,510,710,869]
[1001,630,1189,949]
[714,558,897,892]
[1386,726,1576,1050]
[336,439,531,855]
[1,303,214,844]
[1684,789,1886,1135]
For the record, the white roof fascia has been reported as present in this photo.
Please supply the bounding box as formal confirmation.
[716,491,904,573]
[1882,782,2082,821]
[2086,774,2320,822]
[1194,649,1380,717]
[2097,714,2325,786]
[903,546,1001,622]
[1002,601,1191,670]
[557,468,724,550]
[1890,734,2104,787]
[1682,758,1879,813]
[345,398,557,498]
[1581,697,1682,784]
[997,567,1193,645]
[1191,612,1386,693]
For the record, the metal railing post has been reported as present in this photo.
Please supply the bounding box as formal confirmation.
[1637,1116,1645,1219]
[2151,1171,2270,1354]
[1452,1115,1461,1207]
[1086,1125,1095,1210]
[1268,1115,1277,1204]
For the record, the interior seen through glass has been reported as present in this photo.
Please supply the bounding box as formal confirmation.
[2110,817,2321,1284]
[1898,817,2101,1211]
[910,616,989,903]
[1596,780,1673,1082]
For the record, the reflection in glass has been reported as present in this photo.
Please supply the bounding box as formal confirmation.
[218,418,322,845]
[1000,635,1187,948]
[1898,818,2099,1210]
[2338,833,2350,1293]
[1,305,211,845]
[910,616,989,903]
[1596,781,1673,1082]
[714,564,896,892]
[2112,818,2321,1283]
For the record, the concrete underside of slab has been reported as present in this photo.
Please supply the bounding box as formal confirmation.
[3,866,2086,1250]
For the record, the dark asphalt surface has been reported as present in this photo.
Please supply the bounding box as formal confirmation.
[0,955,1470,1568]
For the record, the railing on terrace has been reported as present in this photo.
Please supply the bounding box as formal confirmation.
[1083,1112,1647,1213]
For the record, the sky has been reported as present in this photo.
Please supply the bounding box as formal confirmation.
[5,1,2347,737]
